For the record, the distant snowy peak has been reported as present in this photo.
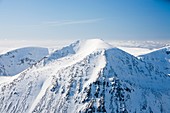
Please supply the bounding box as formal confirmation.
[0,47,49,76]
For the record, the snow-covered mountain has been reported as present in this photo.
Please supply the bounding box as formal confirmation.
[0,39,169,113]
[0,47,49,76]
[139,47,170,76]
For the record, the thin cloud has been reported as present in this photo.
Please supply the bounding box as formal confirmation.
[12,18,103,28]
[42,18,103,26]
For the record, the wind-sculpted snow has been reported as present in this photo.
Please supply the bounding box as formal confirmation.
[0,47,49,76]
[0,39,170,113]
[44,39,111,64]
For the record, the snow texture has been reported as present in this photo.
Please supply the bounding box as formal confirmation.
[0,47,49,76]
[0,39,169,113]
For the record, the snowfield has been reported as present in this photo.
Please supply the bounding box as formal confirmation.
[0,39,169,113]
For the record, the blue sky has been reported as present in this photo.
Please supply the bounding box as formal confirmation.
[0,0,170,40]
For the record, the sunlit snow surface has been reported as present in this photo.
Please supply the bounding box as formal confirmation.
[0,39,169,113]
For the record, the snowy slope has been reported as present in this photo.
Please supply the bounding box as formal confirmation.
[0,47,49,76]
[0,39,169,113]
[117,47,156,57]
[139,46,170,76]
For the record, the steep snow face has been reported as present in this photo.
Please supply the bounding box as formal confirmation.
[139,46,170,75]
[0,39,110,113]
[0,39,170,113]
[0,47,49,76]
[104,49,170,113]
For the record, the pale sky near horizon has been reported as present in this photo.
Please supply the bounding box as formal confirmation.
[0,0,170,40]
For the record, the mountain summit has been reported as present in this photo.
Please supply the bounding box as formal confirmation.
[0,39,170,113]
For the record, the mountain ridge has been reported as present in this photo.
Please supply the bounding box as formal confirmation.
[0,39,169,113]
[0,47,49,76]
